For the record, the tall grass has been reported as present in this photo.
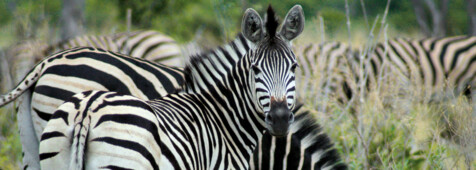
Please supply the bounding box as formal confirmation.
[293,22,476,168]
[0,106,21,170]
[294,54,476,169]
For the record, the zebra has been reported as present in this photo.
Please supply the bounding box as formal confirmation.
[0,47,184,169]
[1,30,191,170]
[294,36,476,110]
[251,105,346,170]
[362,36,476,99]
[293,42,353,104]
[42,30,185,67]
[5,30,185,86]
[2,7,346,170]
[39,5,345,169]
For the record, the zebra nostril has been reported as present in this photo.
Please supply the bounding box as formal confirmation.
[288,114,294,123]
[266,114,273,124]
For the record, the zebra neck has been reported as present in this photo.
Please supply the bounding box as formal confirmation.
[182,33,254,94]
[150,71,265,168]
[225,52,267,138]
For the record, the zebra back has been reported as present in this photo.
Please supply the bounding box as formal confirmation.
[359,36,476,100]
[113,30,185,67]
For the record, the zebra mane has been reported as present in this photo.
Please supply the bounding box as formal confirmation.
[265,5,279,38]
[182,33,250,92]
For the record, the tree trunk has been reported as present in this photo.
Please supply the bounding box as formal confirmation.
[411,0,431,36]
[0,50,13,94]
[468,0,476,36]
[423,0,448,37]
[439,0,450,36]
[60,0,85,40]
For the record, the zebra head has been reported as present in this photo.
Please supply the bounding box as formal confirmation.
[242,5,304,137]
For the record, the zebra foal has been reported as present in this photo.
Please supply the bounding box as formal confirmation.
[39,5,344,169]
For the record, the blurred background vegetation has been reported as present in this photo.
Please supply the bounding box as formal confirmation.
[0,0,474,46]
[0,0,475,169]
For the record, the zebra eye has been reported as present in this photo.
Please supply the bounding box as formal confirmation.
[290,63,299,72]
[252,65,261,74]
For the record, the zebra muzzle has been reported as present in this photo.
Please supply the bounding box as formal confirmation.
[265,99,294,137]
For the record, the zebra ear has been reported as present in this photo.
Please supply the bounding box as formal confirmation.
[279,5,305,41]
[242,8,264,43]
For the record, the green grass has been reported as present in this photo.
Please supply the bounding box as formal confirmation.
[0,106,21,170]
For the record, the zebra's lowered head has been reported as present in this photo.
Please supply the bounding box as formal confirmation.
[242,5,304,137]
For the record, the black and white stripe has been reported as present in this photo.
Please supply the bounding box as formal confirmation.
[363,36,476,97]
[251,107,347,170]
[2,30,186,170]
[0,47,183,170]
[293,42,353,104]
[295,36,476,107]
[48,30,185,67]
[39,5,345,169]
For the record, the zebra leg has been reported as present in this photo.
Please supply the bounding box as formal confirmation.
[40,91,163,169]
[17,90,40,170]
[39,94,78,170]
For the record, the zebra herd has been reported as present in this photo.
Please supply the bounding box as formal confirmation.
[1,3,475,170]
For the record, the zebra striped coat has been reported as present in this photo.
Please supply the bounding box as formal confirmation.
[42,4,346,168]
[1,30,186,170]
[34,30,184,66]
[0,30,347,170]
[293,42,352,104]
[294,36,476,105]
[1,47,183,169]
[364,36,476,99]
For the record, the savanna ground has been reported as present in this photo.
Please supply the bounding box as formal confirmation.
[0,0,475,169]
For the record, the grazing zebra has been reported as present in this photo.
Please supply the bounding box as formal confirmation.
[39,5,344,169]
[363,36,476,98]
[0,47,184,170]
[295,36,476,108]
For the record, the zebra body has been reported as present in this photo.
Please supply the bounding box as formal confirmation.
[49,30,185,67]
[365,36,476,98]
[40,5,345,169]
[295,36,476,106]
[1,47,183,170]
[2,30,185,170]
[1,47,183,136]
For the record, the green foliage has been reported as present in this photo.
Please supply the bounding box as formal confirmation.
[0,0,474,43]
[116,0,167,28]
[447,0,469,35]
[319,8,346,34]
[0,107,21,170]
[85,0,120,33]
